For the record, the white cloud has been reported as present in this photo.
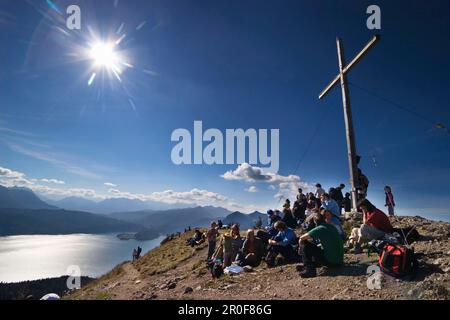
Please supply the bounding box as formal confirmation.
[147,188,228,206]
[0,165,104,200]
[222,163,313,201]
[105,187,264,213]
[32,185,105,200]
[104,182,117,187]
[107,188,147,201]
[0,166,25,179]
[32,178,66,185]
[245,186,258,193]
[221,163,271,182]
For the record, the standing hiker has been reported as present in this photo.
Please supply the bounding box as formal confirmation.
[315,183,326,205]
[343,192,352,213]
[357,169,369,199]
[206,222,219,261]
[296,188,307,217]
[384,186,396,216]
[282,201,297,229]
[335,184,345,212]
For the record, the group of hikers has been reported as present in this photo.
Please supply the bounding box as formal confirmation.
[188,182,401,278]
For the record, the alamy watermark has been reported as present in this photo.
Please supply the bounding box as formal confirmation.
[171,121,280,173]
[366,264,383,290]
[66,265,81,290]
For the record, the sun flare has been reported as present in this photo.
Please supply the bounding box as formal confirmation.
[89,41,119,70]
[86,39,131,84]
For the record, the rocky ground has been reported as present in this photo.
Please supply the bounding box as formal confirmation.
[67,216,450,300]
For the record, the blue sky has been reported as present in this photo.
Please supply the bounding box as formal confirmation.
[0,0,449,217]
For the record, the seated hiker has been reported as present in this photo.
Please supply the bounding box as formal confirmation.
[296,188,307,213]
[322,209,346,240]
[206,222,219,260]
[222,224,244,267]
[320,193,340,217]
[235,229,265,267]
[307,193,320,210]
[303,205,319,232]
[265,221,299,267]
[320,193,344,236]
[282,205,297,229]
[282,198,291,212]
[298,213,344,278]
[292,200,306,224]
[261,210,281,240]
[186,229,205,247]
[305,200,318,216]
[349,199,394,254]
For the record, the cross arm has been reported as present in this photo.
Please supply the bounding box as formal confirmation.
[318,35,380,100]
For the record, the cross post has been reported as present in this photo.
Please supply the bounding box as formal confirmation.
[319,35,380,212]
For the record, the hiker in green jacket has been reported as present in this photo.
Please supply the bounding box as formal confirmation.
[297,213,344,278]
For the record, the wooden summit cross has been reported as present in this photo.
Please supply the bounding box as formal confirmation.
[319,35,380,212]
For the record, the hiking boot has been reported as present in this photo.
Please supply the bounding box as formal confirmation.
[299,267,317,278]
[353,245,363,254]
[266,259,276,268]
[295,264,305,272]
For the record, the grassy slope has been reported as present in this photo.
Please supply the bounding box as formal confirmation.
[67,230,209,300]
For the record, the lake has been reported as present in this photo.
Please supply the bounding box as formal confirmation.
[0,234,166,283]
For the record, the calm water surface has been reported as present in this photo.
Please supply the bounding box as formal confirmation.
[0,234,165,283]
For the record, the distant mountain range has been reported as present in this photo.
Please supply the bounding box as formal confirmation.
[110,206,234,235]
[0,186,266,238]
[223,211,267,229]
[0,186,156,237]
[0,208,148,237]
[0,186,57,210]
[44,196,177,214]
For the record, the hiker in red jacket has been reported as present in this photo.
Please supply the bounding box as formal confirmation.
[349,199,394,254]
[384,186,396,216]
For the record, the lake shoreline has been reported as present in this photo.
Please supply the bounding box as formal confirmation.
[0,233,166,284]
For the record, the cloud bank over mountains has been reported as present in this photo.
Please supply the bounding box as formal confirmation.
[0,165,265,213]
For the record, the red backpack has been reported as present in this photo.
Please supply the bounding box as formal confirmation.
[378,243,418,278]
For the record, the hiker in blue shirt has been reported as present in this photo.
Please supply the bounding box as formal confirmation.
[265,221,299,267]
[320,193,341,216]
[320,193,345,240]
[265,210,281,237]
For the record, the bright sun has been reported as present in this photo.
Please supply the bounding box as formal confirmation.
[85,38,132,85]
[89,42,119,70]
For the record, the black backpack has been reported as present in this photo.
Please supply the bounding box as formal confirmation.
[207,259,224,279]
[211,263,224,279]
[392,227,421,245]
